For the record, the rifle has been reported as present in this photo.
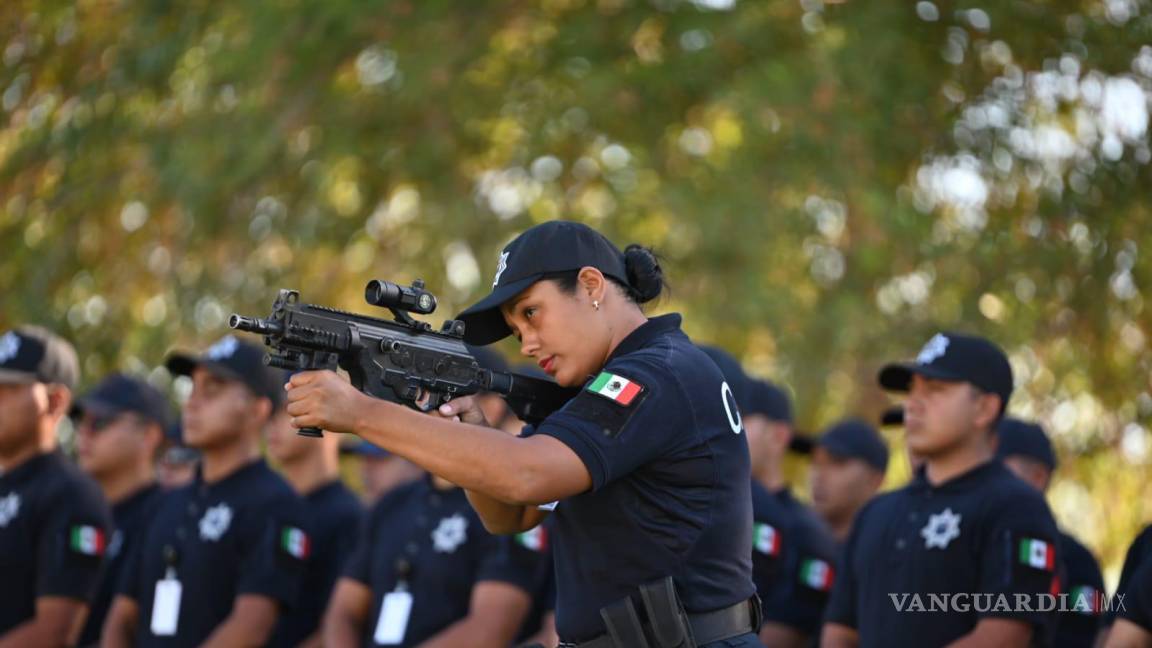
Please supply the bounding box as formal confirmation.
[229,279,579,437]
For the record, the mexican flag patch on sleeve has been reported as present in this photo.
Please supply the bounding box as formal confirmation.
[800,558,834,591]
[70,525,106,556]
[1018,538,1055,571]
[281,526,311,560]
[587,372,643,406]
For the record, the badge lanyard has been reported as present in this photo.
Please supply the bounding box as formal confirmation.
[374,486,447,645]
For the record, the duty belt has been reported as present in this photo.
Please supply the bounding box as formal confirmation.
[557,597,759,648]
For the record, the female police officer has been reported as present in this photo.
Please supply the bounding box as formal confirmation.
[284,220,762,648]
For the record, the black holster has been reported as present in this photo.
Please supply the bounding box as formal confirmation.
[598,577,697,648]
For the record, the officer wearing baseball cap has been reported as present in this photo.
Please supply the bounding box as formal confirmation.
[809,419,887,545]
[72,373,172,647]
[103,335,311,647]
[996,417,1106,648]
[264,376,363,648]
[741,375,836,647]
[284,220,763,647]
[823,332,1062,648]
[0,326,111,646]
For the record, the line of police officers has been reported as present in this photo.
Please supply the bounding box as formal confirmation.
[1,321,1151,646]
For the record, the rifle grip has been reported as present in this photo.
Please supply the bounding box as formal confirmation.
[296,427,324,438]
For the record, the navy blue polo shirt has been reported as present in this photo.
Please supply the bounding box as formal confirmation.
[269,480,362,648]
[1118,555,1152,632]
[79,483,163,646]
[342,477,543,647]
[751,482,837,635]
[825,460,1061,647]
[0,451,111,635]
[118,460,311,647]
[1054,531,1105,648]
[1110,524,1152,625]
[510,519,557,642]
[521,314,756,642]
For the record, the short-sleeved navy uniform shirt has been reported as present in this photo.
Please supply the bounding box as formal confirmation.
[1054,531,1105,648]
[1118,556,1152,633]
[342,477,544,647]
[79,483,163,646]
[0,451,111,635]
[750,482,837,635]
[521,314,756,642]
[269,480,362,648]
[1110,524,1152,626]
[825,461,1061,647]
[118,460,310,648]
[509,518,557,643]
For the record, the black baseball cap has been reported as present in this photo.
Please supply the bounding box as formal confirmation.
[996,417,1056,470]
[700,345,752,412]
[878,332,1013,414]
[745,378,794,424]
[0,326,80,389]
[72,373,172,429]
[815,418,889,473]
[458,221,629,345]
[880,405,905,427]
[165,335,284,407]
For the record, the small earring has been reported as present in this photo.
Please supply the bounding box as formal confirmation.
[593,300,600,311]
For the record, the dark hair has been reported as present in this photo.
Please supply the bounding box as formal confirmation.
[548,244,666,305]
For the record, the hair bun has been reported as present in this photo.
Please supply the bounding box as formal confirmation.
[623,244,664,304]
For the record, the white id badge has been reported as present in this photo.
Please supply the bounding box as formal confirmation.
[537,501,558,511]
[150,577,182,636]
[373,590,413,645]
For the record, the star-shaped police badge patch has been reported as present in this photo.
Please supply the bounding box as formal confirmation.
[921,507,962,549]
[199,503,234,541]
[0,492,20,527]
[431,514,469,554]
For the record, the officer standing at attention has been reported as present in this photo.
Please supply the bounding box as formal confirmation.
[102,335,311,648]
[808,419,888,546]
[72,373,171,647]
[322,468,545,647]
[264,389,363,648]
[285,220,763,647]
[822,332,1062,648]
[1106,559,1152,647]
[0,325,111,648]
[1105,524,1152,641]
[996,417,1106,648]
[743,375,837,646]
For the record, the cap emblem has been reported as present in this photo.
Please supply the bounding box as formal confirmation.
[206,335,240,361]
[917,333,951,365]
[0,332,20,364]
[492,251,510,288]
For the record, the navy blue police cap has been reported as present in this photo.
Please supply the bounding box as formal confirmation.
[165,335,284,407]
[816,418,889,473]
[457,221,629,345]
[699,345,752,412]
[72,373,173,429]
[745,378,794,424]
[996,417,1056,471]
[880,405,905,427]
[340,439,392,459]
[878,332,1013,414]
[0,325,80,389]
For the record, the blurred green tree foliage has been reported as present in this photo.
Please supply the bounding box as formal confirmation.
[2,0,1150,581]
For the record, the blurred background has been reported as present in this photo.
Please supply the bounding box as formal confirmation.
[1,0,1150,588]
